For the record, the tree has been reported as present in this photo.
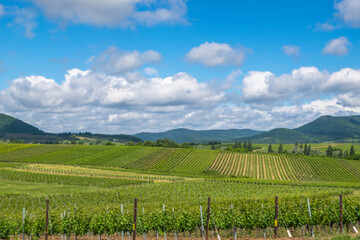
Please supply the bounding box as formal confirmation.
[180,142,190,148]
[300,144,303,149]
[144,140,155,147]
[350,145,356,157]
[125,140,134,146]
[211,143,216,150]
[304,144,308,155]
[326,145,333,157]
[344,150,349,158]
[238,141,242,149]
[295,142,298,147]
[307,145,311,156]
[268,144,273,153]
[278,143,283,153]
[338,148,343,157]
[248,141,253,151]
[244,141,248,150]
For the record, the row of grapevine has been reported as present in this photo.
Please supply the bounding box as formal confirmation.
[1,195,360,239]
[208,152,360,183]
[0,168,150,188]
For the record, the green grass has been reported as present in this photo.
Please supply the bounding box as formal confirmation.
[0,179,104,195]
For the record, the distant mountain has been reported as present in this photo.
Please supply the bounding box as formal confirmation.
[0,113,141,143]
[296,115,360,141]
[238,115,360,144]
[135,128,264,143]
[0,113,45,137]
[238,128,320,144]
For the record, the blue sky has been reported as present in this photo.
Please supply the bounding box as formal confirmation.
[0,0,360,134]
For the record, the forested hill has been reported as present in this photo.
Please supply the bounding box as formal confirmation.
[135,128,264,143]
[0,113,141,143]
[0,113,44,137]
[238,115,360,143]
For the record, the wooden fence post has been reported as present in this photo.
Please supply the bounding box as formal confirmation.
[206,197,210,240]
[275,196,278,238]
[133,198,137,240]
[45,199,49,240]
[340,194,343,234]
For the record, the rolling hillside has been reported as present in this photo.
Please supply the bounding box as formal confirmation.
[2,143,360,184]
[0,113,44,137]
[238,128,320,144]
[296,115,360,141]
[135,128,264,143]
[0,113,142,143]
[238,115,360,143]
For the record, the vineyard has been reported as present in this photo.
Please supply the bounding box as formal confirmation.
[3,144,360,183]
[1,143,360,239]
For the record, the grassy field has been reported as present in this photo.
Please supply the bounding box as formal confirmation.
[1,143,360,239]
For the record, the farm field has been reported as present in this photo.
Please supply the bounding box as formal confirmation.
[251,143,360,153]
[1,143,360,239]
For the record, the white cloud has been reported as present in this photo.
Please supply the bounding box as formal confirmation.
[335,0,360,28]
[92,46,161,74]
[186,42,246,67]
[144,67,159,77]
[282,45,300,56]
[242,67,328,107]
[322,68,360,92]
[0,68,226,133]
[322,36,351,56]
[2,66,360,134]
[32,0,188,28]
[222,69,242,90]
[315,22,336,31]
[337,93,360,107]
[132,0,188,26]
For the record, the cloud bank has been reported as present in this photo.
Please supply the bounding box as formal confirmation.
[1,66,360,134]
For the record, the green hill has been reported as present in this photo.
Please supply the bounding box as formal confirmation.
[238,128,320,144]
[238,115,360,143]
[296,115,360,141]
[0,113,141,143]
[0,113,44,137]
[135,128,264,143]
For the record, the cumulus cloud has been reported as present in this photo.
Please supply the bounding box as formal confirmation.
[32,0,188,28]
[240,66,360,111]
[282,45,300,56]
[0,69,226,133]
[322,36,351,56]
[322,68,360,92]
[186,42,246,67]
[335,0,360,27]
[92,46,161,74]
[1,66,360,134]
[337,93,360,107]
[242,67,328,108]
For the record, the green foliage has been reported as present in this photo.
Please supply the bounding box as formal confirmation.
[104,141,115,146]
[350,145,356,157]
[326,145,333,157]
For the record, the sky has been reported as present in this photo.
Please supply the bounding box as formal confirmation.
[0,0,360,134]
